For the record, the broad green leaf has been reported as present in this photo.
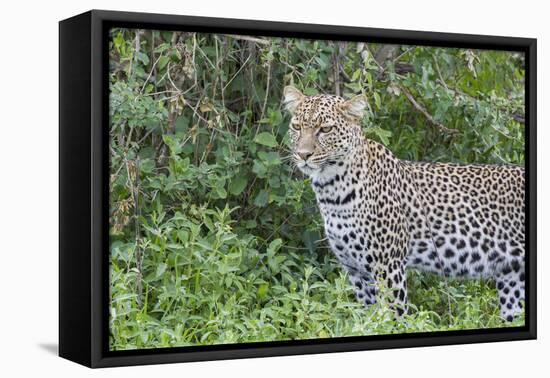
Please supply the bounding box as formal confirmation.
[253,189,269,207]
[351,69,361,82]
[228,174,248,196]
[155,263,167,278]
[373,92,382,110]
[257,283,269,300]
[215,185,227,199]
[254,132,278,148]
[157,55,169,71]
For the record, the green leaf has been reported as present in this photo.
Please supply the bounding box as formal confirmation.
[315,54,329,69]
[254,132,278,148]
[175,115,190,133]
[303,87,318,96]
[155,263,167,279]
[135,51,150,66]
[351,69,361,82]
[139,158,155,174]
[162,135,182,155]
[228,174,248,196]
[153,43,170,54]
[257,283,269,300]
[302,230,320,253]
[212,179,227,199]
[258,151,281,165]
[373,92,382,110]
[269,109,283,126]
[366,127,392,146]
[253,189,269,207]
[268,175,281,188]
[267,238,283,256]
[215,186,227,199]
[157,55,169,71]
[344,82,362,93]
[373,128,392,146]
[113,32,124,52]
[252,160,267,178]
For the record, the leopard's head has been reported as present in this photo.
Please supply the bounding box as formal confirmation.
[283,86,366,177]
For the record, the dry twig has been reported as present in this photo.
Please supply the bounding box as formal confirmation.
[399,85,459,135]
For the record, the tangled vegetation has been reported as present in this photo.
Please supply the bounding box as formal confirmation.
[108,28,525,350]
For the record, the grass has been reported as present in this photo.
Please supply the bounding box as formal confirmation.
[109,232,524,351]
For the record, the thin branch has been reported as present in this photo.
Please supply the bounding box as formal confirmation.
[434,78,525,124]
[157,61,183,168]
[124,156,143,309]
[226,34,271,45]
[339,64,352,82]
[223,54,252,92]
[331,43,341,96]
[256,54,272,138]
[140,54,163,94]
[432,54,449,91]
[374,45,399,66]
[392,47,414,63]
[399,85,459,135]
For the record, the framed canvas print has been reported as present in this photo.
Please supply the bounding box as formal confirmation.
[59,10,537,368]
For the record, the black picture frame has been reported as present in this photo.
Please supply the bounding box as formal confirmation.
[59,9,537,368]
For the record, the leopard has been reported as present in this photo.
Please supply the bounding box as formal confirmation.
[283,85,525,321]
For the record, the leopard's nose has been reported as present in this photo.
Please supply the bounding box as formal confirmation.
[297,151,313,161]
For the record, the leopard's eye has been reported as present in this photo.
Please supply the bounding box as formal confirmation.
[320,126,332,133]
[290,123,301,131]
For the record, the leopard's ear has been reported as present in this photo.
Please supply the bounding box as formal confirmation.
[283,86,304,114]
[339,95,368,119]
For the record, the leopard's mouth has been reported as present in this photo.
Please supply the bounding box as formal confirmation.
[295,154,344,176]
[296,159,321,175]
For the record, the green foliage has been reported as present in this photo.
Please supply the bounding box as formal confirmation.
[108,29,525,350]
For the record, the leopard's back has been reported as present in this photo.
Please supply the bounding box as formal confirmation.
[402,160,525,279]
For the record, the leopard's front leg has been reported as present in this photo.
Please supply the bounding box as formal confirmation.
[379,260,409,317]
[345,266,378,306]
[373,199,411,317]
[346,261,408,317]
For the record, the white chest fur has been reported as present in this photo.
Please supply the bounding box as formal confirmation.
[310,164,366,271]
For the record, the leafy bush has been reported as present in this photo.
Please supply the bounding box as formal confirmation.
[108,28,525,350]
